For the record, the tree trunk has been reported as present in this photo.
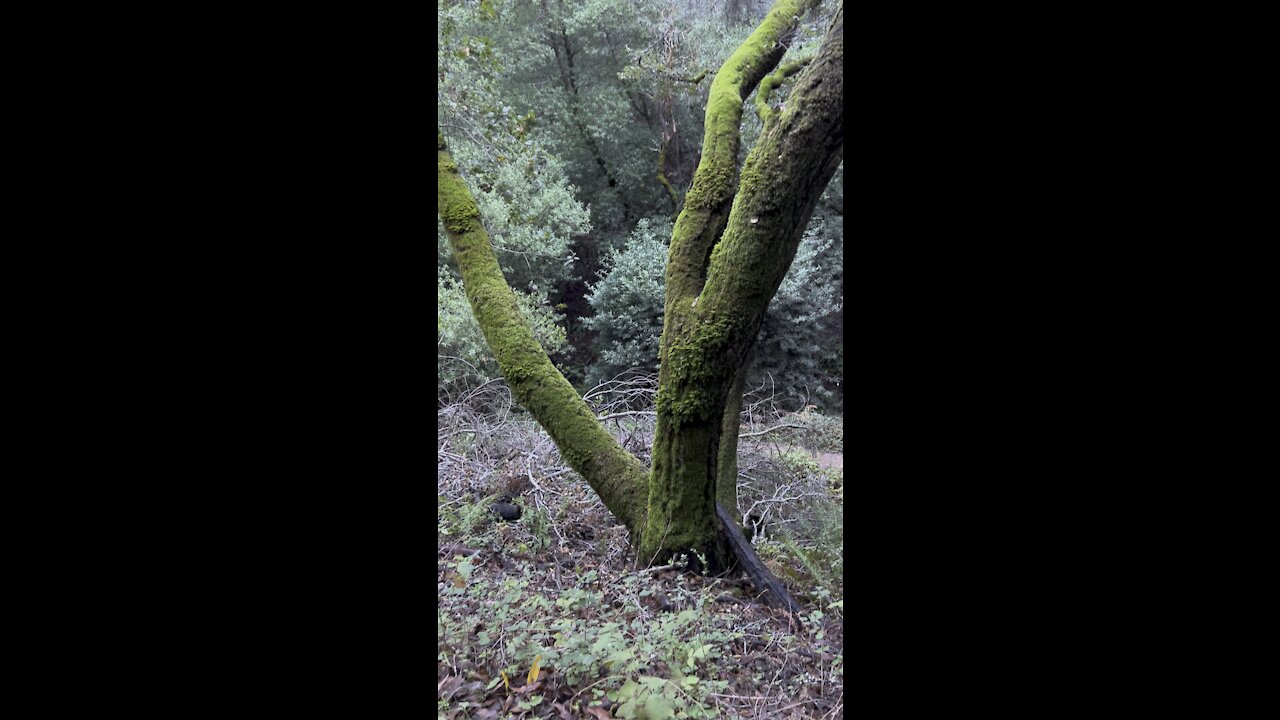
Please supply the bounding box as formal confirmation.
[717,364,747,516]
[438,0,843,584]
[639,0,841,568]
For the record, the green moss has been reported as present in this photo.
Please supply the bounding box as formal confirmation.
[753,56,813,126]
[438,134,650,533]
[665,0,817,299]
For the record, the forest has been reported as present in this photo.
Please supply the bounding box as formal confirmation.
[439,0,843,717]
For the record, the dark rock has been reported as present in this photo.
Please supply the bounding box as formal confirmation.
[491,502,521,521]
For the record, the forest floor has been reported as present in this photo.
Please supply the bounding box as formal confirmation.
[437,486,844,719]
[753,441,843,470]
[439,384,843,719]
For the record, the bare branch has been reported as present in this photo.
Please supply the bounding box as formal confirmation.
[738,422,805,438]
[596,411,658,422]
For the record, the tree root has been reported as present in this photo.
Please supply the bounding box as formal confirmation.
[715,502,805,619]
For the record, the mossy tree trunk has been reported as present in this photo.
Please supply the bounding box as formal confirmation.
[716,364,747,517]
[639,0,843,567]
[438,0,843,572]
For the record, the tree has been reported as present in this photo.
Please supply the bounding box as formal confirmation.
[438,0,843,593]
[582,217,670,387]
[584,204,843,410]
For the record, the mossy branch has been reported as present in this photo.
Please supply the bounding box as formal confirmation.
[753,56,813,127]
[663,0,820,306]
[700,2,844,322]
[675,69,709,84]
[437,130,650,533]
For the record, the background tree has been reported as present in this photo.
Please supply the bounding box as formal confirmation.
[582,217,670,387]
[438,0,591,384]
[439,0,842,586]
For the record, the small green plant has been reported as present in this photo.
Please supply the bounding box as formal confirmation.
[453,492,511,542]
[777,448,821,475]
[526,505,550,551]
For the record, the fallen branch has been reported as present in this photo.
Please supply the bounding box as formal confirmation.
[738,423,804,438]
[439,544,481,557]
[596,410,658,422]
[715,502,804,619]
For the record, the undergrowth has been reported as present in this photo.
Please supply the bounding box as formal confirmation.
[438,374,843,719]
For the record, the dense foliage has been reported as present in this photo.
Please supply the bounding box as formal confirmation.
[438,0,843,408]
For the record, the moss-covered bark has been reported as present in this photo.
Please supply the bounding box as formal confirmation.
[701,4,844,317]
[438,132,649,531]
[662,0,820,306]
[641,0,835,564]
[753,57,812,127]
[716,366,747,515]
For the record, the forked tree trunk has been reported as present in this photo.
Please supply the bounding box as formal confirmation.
[438,0,842,590]
[638,0,843,567]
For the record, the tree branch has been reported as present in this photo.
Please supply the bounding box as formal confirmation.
[753,56,812,127]
[596,411,658,422]
[438,130,650,532]
[700,3,844,327]
[663,0,820,305]
[674,69,709,84]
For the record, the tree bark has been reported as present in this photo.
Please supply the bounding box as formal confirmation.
[640,0,840,567]
[716,363,747,516]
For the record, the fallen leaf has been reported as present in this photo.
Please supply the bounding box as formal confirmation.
[527,654,542,685]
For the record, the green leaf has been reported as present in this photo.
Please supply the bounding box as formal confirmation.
[640,693,675,719]
[605,647,634,669]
